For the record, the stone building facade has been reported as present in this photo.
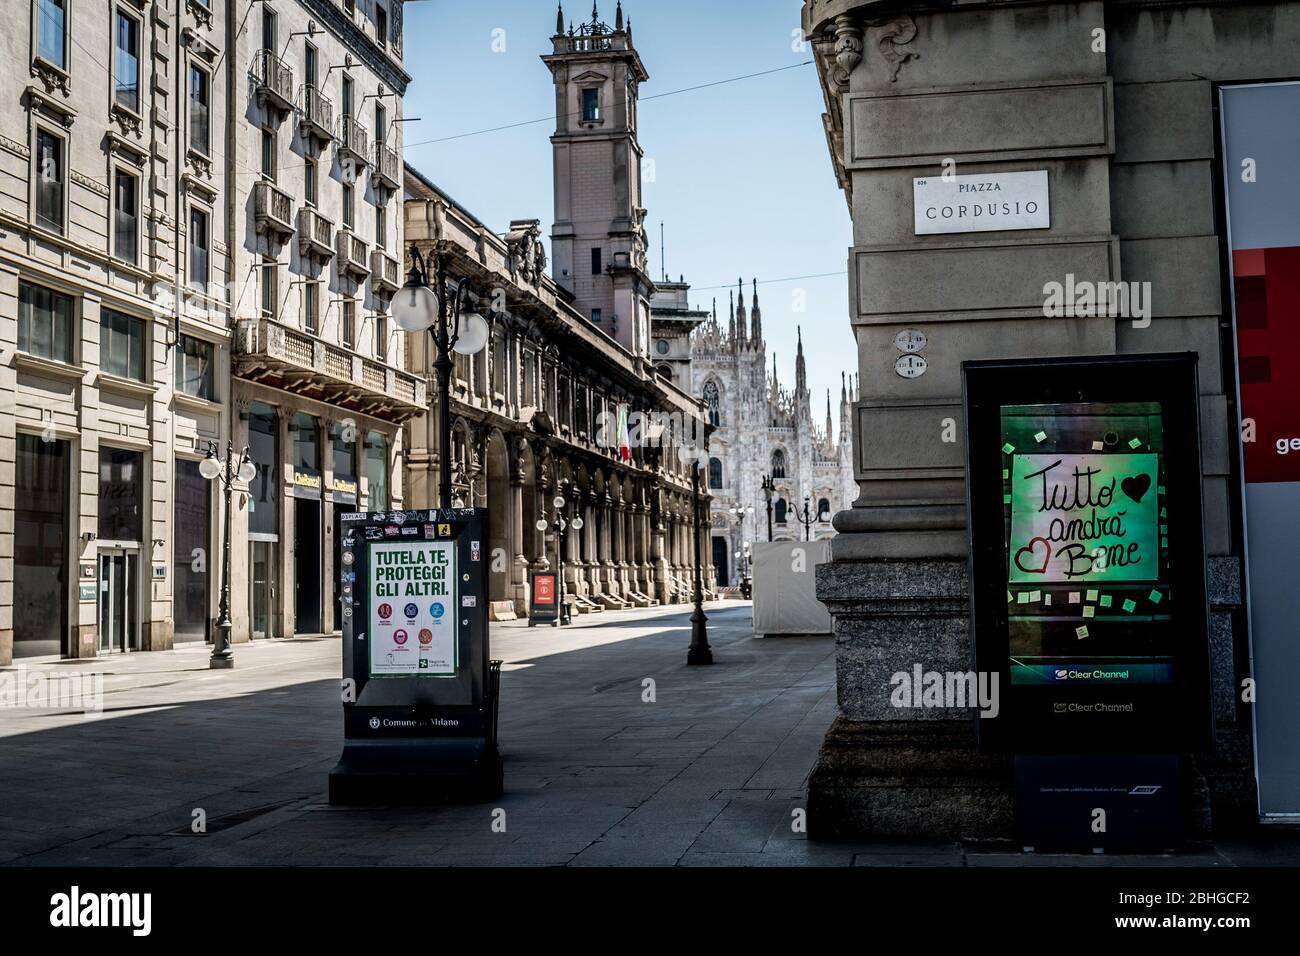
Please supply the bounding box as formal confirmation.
[684,282,856,586]
[0,0,416,663]
[800,0,1299,838]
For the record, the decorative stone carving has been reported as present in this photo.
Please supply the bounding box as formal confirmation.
[820,13,918,89]
[505,219,547,285]
[30,59,71,98]
[832,15,862,84]
[867,15,919,82]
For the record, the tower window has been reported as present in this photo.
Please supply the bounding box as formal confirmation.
[581,88,600,122]
[591,247,602,275]
[591,309,602,324]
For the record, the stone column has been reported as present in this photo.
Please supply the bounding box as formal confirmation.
[509,447,528,615]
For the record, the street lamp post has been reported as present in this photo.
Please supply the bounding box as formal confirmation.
[391,244,490,507]
[200,441,256,669]
[536,494,583,626]
[797,493,829,542]
[687,458,713,665]
[761,474,775,541]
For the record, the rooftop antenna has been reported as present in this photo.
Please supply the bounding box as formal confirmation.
[660,221,666,282]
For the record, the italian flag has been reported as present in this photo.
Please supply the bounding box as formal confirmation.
[617,404,631,461]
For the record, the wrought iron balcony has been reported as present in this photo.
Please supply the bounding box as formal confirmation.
[298,84,333,145]
[337,114,368,169]
[251,49,294,116]
[297,206,335,261]
[254,179,295,239]
[372,140,399,191]
[337,230,370,279]
[233,315,426,423]
[370,247,401,294]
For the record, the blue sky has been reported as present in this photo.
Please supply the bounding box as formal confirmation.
[402,0,855,439]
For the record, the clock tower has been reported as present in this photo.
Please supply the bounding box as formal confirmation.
[543,3,654,356]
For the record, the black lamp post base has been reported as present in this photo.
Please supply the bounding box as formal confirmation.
[688,609,712,665]
[209,656,235,670]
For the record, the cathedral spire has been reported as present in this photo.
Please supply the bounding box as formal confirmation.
[728,290,736,345]
[735,278,747,349]
[750,278,762,345]
[796,325,807,392]
[615,1,624,31]
[841,371,847,402]
[826,389,834,445]
[557,3,565,34]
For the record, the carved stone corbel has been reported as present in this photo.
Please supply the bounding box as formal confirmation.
[866,15,920,83]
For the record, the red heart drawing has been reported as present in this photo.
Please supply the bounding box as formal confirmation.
[1014,536,1052,574]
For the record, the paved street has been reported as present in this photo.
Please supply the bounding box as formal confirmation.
[1,602,1296,867]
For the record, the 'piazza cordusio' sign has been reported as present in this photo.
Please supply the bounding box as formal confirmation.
[914,170,1050,235]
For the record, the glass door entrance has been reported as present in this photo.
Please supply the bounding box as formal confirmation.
[98,550,138,653]
[250,539,278,639]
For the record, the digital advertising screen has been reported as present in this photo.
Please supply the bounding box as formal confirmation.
[964,355,1211,754]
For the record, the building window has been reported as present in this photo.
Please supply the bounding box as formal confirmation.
[703,379,721,427]
[375,202,385,249]
[708,457,723,490]
[173,459,210,643]
[189,65,210,155]
[375,310,387,361]
[18,281,74,363]
[292,413,319,477]
[365,430,388,509]
[188,206,209,289]
[261,6,276,50]
[247,402,279,536]
[771,448,786,478]
[100,308,147,381]
[344,0,355,16]
[98,447,144,542]
[36,0,66,70]
[342,298,355,347]
[260,257,277,319]
[774,499,788,524]
[113,169,138,264]
[591,308,601,324]
[34,129,64,234]
[376,4,388,50]
[304,156,316,206]
[261,127,276,180]
[303,281,319,333]
[113,9,140,113]
[591,247,602,275]
[304,41,316,88]
[332,421,357,488]
[581,87,600,122]
[175,333,214,400]
[818,498,831,521]
[342,183,353,228]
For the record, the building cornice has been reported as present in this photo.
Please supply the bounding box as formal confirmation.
[302,0,411,95]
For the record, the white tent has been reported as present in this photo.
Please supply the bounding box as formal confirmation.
[751,540,832,637]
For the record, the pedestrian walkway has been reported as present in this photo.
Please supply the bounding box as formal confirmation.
[0,603,1294,866]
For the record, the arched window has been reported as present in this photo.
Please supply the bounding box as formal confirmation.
[771,449,786,478]
[817,498,831,521]
[708,456,723,489]
[774,498,788,524]
[702,379,720,427]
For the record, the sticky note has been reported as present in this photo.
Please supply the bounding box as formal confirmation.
[1003,494,1011,504]
[1017,592,1031,604]
[1086,589,1099,602]
[1044,593,1052,606]
[1160,507,1167,518]
[1002,469,1009,479]
[1028,590,1041,603]
[1160,524,1167,534]
[1092,440,1104,451]
[1122,598,1137,613]
[1148,590,1162,604]
[1076,626,1089,639]
[1034,431,1047,443]
[1128,437,1142,449]
[1069,592,1081,604]
[1002,443,1015,454]
[1007,590,1014,603]
[1100,595,1113,608]
[1083,606,1095,619]
[1162,537,1169,548]
[1158,485,1166,495]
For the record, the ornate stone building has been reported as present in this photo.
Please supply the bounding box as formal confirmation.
[399,4,713,618]
[683,280,857,587]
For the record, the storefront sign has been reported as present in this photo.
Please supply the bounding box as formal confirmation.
[78,584,97,602]
[332,477,358,503]
[964,354,1210,755]
[528,570,559,626]
[292,467,322,498]
[914,170,1050,235]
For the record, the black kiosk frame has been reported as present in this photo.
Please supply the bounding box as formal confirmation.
[329,508,502,803]
[963,353,1212,848]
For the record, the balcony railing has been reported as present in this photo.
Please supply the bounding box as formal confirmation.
[337,230,370,279]
[338,114,368,169]
[297,206,335,261]
[233,315,426,423]
[370,248,400,293]
[251,49,294,115]
[372,141,399,190]
[254,179,294,238]
[298,84,333,145]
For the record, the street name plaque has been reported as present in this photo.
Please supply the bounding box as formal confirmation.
[328,508,502,803]
[914,170,1050,235]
